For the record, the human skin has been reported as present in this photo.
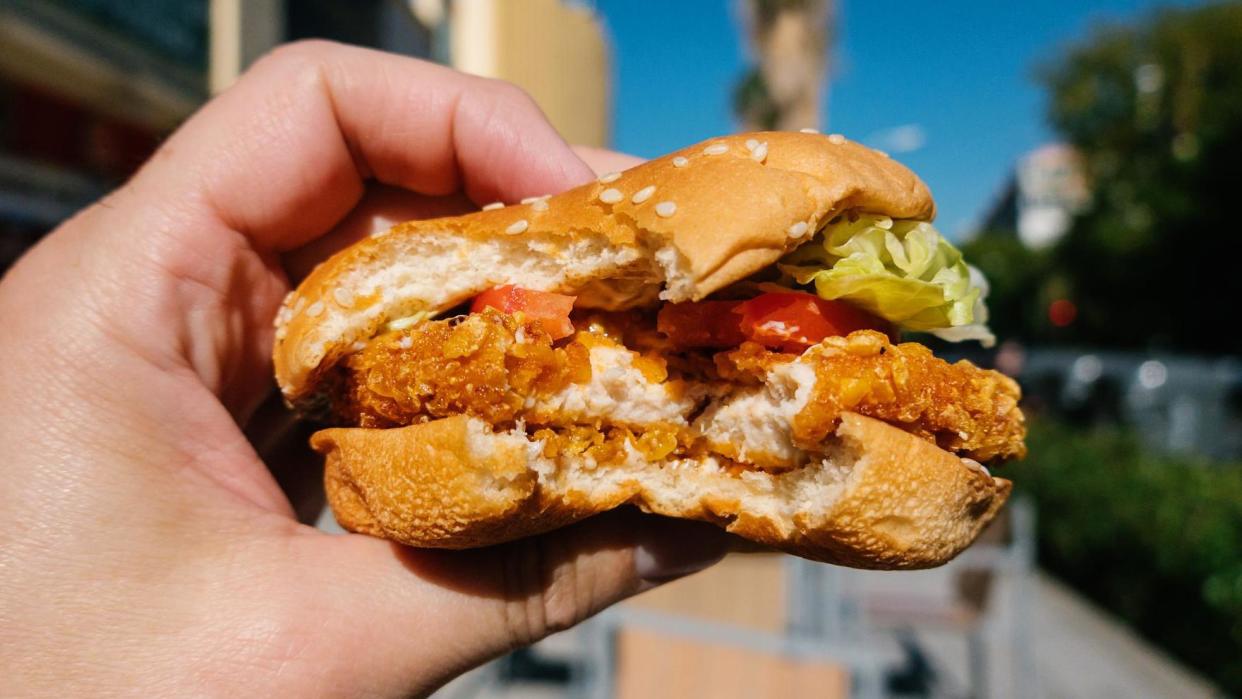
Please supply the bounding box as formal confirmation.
[0,41,726,697]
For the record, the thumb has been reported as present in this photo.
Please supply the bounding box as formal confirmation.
[303,510,728,696]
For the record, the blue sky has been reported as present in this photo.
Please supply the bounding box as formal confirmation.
[592,0,1202,238]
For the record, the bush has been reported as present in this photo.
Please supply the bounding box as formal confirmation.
[1005,421,1242,693]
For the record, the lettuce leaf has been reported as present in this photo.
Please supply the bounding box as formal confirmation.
[927,264,996,347]
[780,215,995,346]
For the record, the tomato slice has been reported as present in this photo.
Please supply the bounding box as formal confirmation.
[657,291,891,352]
[471,285,577,340]
[736,292,890,352]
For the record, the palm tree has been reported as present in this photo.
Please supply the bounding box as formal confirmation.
[734,0,833,131]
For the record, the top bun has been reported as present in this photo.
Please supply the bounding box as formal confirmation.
[274,131,934,401]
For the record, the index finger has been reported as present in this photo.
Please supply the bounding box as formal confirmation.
[132,40,594,251]
[287,147,647,279]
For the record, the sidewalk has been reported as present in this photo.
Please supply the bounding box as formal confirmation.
[434,563,1222,698]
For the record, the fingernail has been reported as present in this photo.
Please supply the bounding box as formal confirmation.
[634,517,729,583]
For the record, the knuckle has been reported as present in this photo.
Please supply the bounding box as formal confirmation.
[540,561,588,634]
[264,38,338,65]
[249,39,339,81]
[484,77,540,111]
[500,536,591,648]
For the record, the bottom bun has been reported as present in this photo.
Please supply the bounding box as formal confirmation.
[311,413,1011,569]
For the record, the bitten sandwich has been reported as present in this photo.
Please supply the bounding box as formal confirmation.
[273,131,1026,569]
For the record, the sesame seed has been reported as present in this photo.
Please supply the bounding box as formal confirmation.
[332,287,354,307]
[531,199,549,212]
[672,156,689,168]
[482,201,505,211]
[745,138,760,150]
[275,326,287,340]
[370,228,388,239]
[632,185,656,204]
[520,196,539,205]
[306,301,325,318]
[283,291,296,306]
[788,221,809,238]
[598,188,623,204]
[751,142,768,162]
[350,341,366,352]
[397,336,413,349]
[655,201,677,217]
[506,219,529,235]
[703,143,729,155]
[799,127,819,134]
[876,149,890,158]
[387,316,417,331]
[827,134,846,144]
[599,171,622,184]
[962,457,991,478]
[293,297,306,314]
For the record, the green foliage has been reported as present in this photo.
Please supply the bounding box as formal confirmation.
[1007,421,1242,692]
[733,68,779,130]
[1036,2,1242,352]
[960,232,1052,342]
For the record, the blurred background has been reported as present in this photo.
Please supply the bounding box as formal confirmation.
[2,0,1240,696]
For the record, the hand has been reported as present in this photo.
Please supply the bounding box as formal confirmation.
[0,41,726,697]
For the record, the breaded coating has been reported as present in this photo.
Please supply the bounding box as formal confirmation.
[335,311,592,428]
[718,331,1026,463]
[335,315,1025,466]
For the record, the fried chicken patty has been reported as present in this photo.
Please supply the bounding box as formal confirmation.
[333,310,1026,467]
[334,310,706,429]
[713,334,1026,463]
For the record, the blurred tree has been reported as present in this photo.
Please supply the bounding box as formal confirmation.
[1007,420,1242,693]
[734,0,832,130]
[960,231,1051,343]
[1037,2,1242,353]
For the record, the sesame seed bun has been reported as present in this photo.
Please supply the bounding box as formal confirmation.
[272,131,1018,569]
[314,412,1009,569]
[273,131,934,402]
